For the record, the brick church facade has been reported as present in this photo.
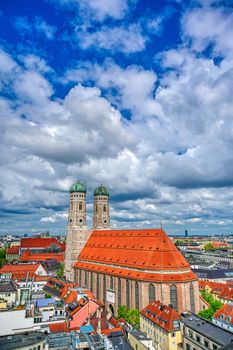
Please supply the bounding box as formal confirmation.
[65,181,199,315]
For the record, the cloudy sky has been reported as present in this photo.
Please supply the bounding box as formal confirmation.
[0,0,233,236]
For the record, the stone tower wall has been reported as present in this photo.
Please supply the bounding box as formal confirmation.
[65,190,91,281]
[93,195,110,229]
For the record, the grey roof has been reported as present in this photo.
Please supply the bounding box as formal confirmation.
[0,332,46,350]
[182,313,233,345]
[193,268,233,279]
[0,281,17,293]
[219,342,233,350]
[128,329,151,341]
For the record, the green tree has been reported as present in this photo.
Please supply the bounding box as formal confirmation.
[0,249,7,267]
[204,243,214,251]
[198,308,215,321]
[117,305,140,327]
[198,289,223,321]
[57,263,64,279]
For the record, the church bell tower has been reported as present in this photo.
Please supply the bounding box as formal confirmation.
[93,185,110,230]
[65,181,90,281]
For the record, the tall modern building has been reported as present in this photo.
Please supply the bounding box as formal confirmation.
[65,181,199,314]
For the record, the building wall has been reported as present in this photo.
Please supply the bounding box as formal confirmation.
[180,321,220,350]
[0,291,17,306]
[140,314,181,350]
[128,332,155,350]
[74,268,199,314]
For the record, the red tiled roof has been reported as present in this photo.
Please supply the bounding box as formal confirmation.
[0,263,41,273]
[74,261,196,282]
[219,287,233,301]
[101,327,123,335]
[140,300,181,332]
[6,246,20,254]
[19,249,64,262]
[64,290,78,304]
[49,322,69,333]
[77,229,190,271]
[214,304,233,324]
[199,281,233,295]
[21,237,63,249]
[212,242,229,248]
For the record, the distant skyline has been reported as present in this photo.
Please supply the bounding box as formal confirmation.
[1,0,233,236]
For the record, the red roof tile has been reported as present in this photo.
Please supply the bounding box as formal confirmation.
[77,229,190,271]
[140,300,181,332]
[0,263,41,273]
[6,246,20,254]
[19,249,64,262]
[49,322,69,333]
[74,261,197,282]
[214,303,233,324]
[21,237,64,249]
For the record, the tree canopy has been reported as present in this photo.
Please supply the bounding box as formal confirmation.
[117,305,140,327]
[198,289,223,321]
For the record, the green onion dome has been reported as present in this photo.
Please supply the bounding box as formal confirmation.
[70,181,86,193]
[94,185,109,197]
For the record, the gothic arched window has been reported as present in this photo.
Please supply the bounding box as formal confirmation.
[170,284,178,311]
[110,276,114,290]
[96,274,100,299]
[149,283,155,304]
[103,275,106,302]
[103,205,107,212]
[90,272,93,292]
[95,204,98,212]
[135,282,139,309]
[126,280,130,308]
[118,278,121,306]
[190,283,195,313]
[79,202,82,211]
[79,270,82,286]
[84,270,88,287]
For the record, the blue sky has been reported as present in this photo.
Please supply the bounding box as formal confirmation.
[1,0,233,236]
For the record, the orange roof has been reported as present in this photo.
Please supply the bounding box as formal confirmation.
[6,246,19,254]
[64,290,78,304]
[19,249,64,262]
[212,242,229,248]
[199,281,233,295]
[101,327,123,335]
[74,261,196,282]
[214,304,233,324]
[219,287,233,301]
[49,322,69,333]
[21,237,64,249]
[0,263,41,273]
[77,229,191,271]
[140,300,181,332]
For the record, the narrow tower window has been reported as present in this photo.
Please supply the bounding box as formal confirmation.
[103,205,107,212]
[79,202,82,210]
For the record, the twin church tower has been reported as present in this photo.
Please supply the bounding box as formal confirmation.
[65,181,110,280]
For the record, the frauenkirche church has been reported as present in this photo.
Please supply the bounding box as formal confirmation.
[65,181,199,314]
